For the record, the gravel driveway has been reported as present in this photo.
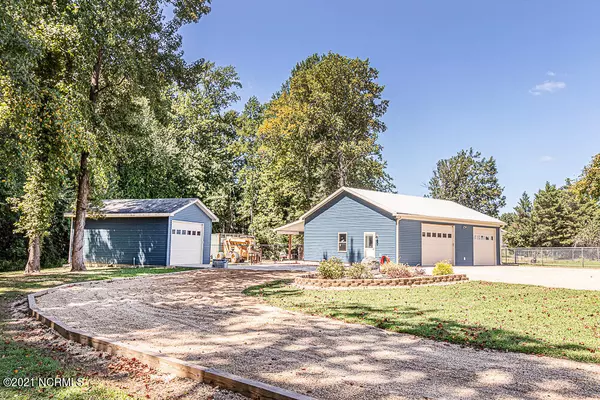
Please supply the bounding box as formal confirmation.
[35,270,600,400]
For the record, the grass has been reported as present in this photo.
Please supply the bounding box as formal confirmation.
[0,265,194,399]
[245,280,600,363]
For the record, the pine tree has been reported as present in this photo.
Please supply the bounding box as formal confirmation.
[504,192,535,247]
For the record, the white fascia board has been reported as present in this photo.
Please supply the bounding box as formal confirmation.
[170,199,219,222]
[394,213,505,227]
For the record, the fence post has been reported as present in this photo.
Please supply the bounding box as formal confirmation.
[582,247,585,268]
[514,250,517,265]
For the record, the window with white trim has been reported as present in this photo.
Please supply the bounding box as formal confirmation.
[338,233,347,252]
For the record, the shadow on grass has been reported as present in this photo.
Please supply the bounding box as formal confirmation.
[244,279,600,364]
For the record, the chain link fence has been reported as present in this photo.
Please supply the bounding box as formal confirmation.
[501,247,600,267]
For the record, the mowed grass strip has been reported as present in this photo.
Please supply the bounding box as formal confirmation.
[244,280,600,363]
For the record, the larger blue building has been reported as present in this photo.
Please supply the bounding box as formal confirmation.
[275,187,504,266]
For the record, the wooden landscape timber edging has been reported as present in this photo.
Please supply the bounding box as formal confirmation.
[27,273,314,400]
[295,274,468,288]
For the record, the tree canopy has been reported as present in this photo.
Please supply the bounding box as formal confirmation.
[427,148,506,217]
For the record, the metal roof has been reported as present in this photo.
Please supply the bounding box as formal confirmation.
[64,198,219,221]
[274,187,504,233]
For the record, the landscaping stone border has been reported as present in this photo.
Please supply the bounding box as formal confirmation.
[27,271,314,400]
[295,274,468,288]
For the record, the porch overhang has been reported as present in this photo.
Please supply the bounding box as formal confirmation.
[273,219,304,235]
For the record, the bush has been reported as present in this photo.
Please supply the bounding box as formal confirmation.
[432,261,454,276]
[381,262,414,278]
[345,263,373,279]
[413,266,426,276]
[317,257,345,279]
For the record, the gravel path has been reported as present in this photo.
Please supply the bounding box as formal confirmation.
[35,270,600,400]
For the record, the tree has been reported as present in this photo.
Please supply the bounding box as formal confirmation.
[427,148,506,217]
[531,183,577,247]
[503,192,535,247]
[1,0,81,273]
[573,154,600,200]
[246,53,394,242]
[68,0,213,271]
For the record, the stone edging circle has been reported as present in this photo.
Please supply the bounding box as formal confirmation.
[295,274,468,288]
[27,270,314,400]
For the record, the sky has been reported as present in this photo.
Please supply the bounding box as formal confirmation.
[179,0,600,212]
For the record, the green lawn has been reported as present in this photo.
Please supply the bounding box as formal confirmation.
[0,265,193,399]
[245,280,600,363]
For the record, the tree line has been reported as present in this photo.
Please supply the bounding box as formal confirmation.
[0,1,393,273]
[425,148,600,248]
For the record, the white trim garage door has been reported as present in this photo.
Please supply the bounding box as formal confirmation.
[170,221,204,265]
[421,223,454,266]
[473,227,496,265]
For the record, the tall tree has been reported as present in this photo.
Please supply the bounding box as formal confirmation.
[68,0,213,271]
[503,192,535,247]
[1,0,81,273]
[427,148,506,217]
[531,183,576,247]
[248,53,394,242]
[573,154,600,201]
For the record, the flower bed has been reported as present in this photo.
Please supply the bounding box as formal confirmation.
[295,273,468,288]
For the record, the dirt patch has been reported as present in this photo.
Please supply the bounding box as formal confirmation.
[35,269,600,400]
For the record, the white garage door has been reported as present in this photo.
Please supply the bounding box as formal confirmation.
[473,227,496,266]
[170,221,204,266]
[421,224,454,266]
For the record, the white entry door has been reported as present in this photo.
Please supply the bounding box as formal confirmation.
[364,232,376,258]
[421,223,454,266]
[473,227,496,265]
[170,221,204,265]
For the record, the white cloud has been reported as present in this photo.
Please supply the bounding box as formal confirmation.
[529,80,566,96]
[539,155,555,162]
[546,71,555,76]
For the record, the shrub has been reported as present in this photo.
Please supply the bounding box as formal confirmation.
[432,261,454,276]
[317,257,345,279]
[413,266,426,276]
[381,262,414,278]
[345,263,374,279]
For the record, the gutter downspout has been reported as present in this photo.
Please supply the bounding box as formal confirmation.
[395,217,401,264]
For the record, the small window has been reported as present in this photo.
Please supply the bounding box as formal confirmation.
[448,233,452,239]
[485,236,489,240]
[491,236,494,241]
[186,230,190,235]
[443,233,447,238]
[338,233,347,252]
[176,229,181,234]
[422,232,426,237]
[172,229,176,234]
[437,233,442,238]
[183,230,187,235]
[427,232,431,237]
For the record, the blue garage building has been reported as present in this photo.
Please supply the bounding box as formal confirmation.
[275,187,504,266]
[66,198,218,266]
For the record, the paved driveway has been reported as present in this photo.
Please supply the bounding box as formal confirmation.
[36,270,600,400]
[444,266,600,291]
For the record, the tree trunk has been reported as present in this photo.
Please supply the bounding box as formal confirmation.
[24,235,41,274]
[71,151,90,271]
[71,47,102,272]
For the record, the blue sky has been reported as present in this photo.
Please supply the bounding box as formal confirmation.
[180,0,600,212]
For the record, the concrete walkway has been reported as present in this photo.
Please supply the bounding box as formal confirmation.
[221,264,600,291]
[36,270,600,400]
[447,265,600,291]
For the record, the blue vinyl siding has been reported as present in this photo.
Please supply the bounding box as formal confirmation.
[172,203,213,264]
[83,217,169,265]
[455,224,474,266]
[304,193,396,263]
[398,219,422,265]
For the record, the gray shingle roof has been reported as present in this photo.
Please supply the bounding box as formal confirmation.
[90,198,198,214]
